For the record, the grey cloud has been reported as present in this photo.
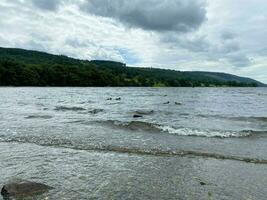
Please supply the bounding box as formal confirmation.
[31,0,61,11]
[221,31,235,40]
[257,47,267,56]
[227,53,251,67]
[219,41,240,54]
[161,32,248,67]
[212,42,249,67]
[181,38,209,52]
[81,0,207,32]
[161,33,210,52]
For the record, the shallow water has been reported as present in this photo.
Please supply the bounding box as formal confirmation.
[0,87,267,199]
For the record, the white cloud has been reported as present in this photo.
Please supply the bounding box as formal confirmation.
[0,0,266,83]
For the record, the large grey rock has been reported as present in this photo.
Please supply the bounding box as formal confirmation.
[1,180,53,199]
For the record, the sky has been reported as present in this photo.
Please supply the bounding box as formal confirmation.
[0,0,266,83]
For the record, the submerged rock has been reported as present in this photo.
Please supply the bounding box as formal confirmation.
[1,180,53,199]
[88,109,104,114]
[106,97,121,101]
[133,114,143,118]
[199,181,206,186]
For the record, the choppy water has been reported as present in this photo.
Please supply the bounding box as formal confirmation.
[0,87,267,199]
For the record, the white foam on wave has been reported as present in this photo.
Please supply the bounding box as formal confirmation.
[106,120,256,138]
[157,125,252,138]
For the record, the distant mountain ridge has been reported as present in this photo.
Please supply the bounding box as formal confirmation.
[0,47,265,87]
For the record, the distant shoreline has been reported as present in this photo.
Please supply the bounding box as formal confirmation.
[0,86,265,88]
[0,47,265,87]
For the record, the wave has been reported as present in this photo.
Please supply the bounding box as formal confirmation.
[65,120,86,124]
[232,116,267,122]
[0,135,266,164]
[158,126,253,138]
[159,126,266,138]
[91,120,266,138]
[196,114,267,122]
[94,120,160,132]
[54,106,86,112]
[25,115,53,119]
[134,110,155,115]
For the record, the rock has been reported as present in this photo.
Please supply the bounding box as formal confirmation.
[1,181,53,199]
[106,97,121,101]
[88,109,104,114]
[199,181,206,186]
[133,114,143,118]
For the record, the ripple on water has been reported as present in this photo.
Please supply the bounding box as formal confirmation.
[54,106,86,112]
[25,115,54,119]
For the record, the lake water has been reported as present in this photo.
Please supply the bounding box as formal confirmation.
[0,87,267,199]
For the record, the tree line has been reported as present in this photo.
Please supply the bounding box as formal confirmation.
[0,47,260,87]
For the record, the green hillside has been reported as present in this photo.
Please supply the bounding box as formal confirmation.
[0,47,265,87]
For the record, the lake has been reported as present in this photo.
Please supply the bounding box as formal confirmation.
[0,87,267,199]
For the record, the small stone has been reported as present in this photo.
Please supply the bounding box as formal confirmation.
[200,181,206,186]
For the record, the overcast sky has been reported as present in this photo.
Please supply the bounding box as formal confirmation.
[0,0,266,83]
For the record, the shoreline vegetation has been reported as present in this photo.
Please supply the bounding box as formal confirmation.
[0,47,265,87]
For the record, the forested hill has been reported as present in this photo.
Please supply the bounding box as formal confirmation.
[0,47,265,87]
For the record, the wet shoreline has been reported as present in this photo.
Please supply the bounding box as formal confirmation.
[1,142,267,200]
